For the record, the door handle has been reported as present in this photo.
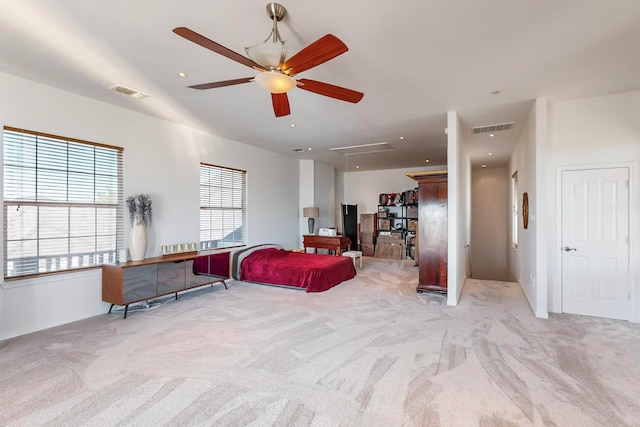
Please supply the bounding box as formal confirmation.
[563,246,577,252]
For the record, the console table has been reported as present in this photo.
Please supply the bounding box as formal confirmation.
[303,235,351,255]
[102,251,230,318]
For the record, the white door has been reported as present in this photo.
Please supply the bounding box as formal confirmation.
[561,167,630,320]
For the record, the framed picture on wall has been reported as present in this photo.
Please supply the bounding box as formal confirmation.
[522,192,529,229]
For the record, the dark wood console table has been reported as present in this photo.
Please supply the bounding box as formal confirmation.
[102,251,230,318]
[303,235,351,255]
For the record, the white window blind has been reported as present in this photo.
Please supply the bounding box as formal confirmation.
[3,127,124,279]
[200,163,246,249]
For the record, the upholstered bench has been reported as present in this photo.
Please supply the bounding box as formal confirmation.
[342,250,363,268]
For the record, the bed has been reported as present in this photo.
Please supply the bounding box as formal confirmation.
[231,244,356,292]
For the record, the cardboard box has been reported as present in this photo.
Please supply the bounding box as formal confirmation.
[360,213,377,232]
[361,243,375,257]
[407,206,418,218]
[375,242,405,259]
[379,219,391,230]
[378,231,403,241]
[360,232,375,244]
[408,219,418,231]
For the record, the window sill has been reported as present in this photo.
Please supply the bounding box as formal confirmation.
[1,268,101,289]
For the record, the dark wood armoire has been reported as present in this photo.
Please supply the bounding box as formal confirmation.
[408,171,448,294]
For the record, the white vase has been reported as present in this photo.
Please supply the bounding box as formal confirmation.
[128,215,147,261]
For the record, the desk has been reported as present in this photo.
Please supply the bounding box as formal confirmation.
[303,235,351,255]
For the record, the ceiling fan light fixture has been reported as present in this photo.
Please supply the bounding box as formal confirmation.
[254,71,296,93]
[245,42,286,69]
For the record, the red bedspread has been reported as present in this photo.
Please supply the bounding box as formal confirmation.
[240,248,356,292]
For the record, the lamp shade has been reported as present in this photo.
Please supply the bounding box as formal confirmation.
[254,71,296,94]
[303,207,319,218]
[245,42,286,69]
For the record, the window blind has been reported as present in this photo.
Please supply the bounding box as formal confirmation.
[3,127,124,279]
[199,163,246,249]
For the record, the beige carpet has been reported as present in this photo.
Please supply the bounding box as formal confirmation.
[1,257,639,426]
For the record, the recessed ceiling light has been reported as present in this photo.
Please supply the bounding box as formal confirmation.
[177,71,188,77]
[290,124,295,128]
[356,165,360,169]
[425,159,430,163]
[490,133,494,137]
[488,152,492,156]
[399,136,404,140]
[307,147,312,151]
[482,164,487,168]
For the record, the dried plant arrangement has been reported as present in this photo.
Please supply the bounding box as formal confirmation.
[126,194,153,227]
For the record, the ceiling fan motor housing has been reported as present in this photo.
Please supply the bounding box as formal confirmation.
[266,3,287,21]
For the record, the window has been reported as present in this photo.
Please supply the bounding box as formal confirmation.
[199,163,246,249]
[3,127,123,279]
[511,171,518,249]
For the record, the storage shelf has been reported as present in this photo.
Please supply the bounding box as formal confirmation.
[377,203,417,259]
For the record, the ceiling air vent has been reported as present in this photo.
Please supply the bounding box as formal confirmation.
[109,84,149,99]
[471,122,515,134]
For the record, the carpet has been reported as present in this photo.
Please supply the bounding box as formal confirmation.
[1,257,639,426]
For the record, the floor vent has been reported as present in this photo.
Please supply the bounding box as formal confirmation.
[109,84,149,99]
[471,122,515,134]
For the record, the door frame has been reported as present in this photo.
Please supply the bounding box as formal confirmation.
[555,162,635,321]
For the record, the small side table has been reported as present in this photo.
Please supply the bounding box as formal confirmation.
[342,250,363,268]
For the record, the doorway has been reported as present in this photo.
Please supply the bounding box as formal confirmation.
[561,166,630,320]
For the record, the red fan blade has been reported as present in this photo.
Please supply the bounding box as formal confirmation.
[281,34,348,75]
[297,79,364,103]
[271,93,291,117]
[173,27,264,70]
[188,77,254,90]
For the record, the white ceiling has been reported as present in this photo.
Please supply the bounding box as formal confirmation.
[0,1,638,171]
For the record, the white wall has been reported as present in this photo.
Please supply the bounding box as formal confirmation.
[508,98,549,319]
[534,98,549,319]
[342,165,446,217]
[0,72,300,340]
[314,161,335,231]
[300,160,335,248]
[471,166,510,280]
[299,159,315,241]
[447,111,471,306]
[509,101,538,316]
[547,90,640,322]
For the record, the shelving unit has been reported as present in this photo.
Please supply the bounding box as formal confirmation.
[377,204,417,233]
[376,189,418,259]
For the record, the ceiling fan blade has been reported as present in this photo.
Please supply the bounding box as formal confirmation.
[188,77,254,90]
[281,34,348,75]
[272,93,291,117]
[297,79,364,103]
[173,27,264,70]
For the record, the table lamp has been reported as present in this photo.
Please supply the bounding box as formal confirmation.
[303,207,320,234]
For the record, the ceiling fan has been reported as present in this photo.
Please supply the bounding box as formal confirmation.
[173,2,364,117]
